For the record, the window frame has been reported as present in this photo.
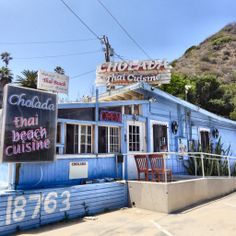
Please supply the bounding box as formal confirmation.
[198,127,210,152]
[98,125,121,154]
[65,123,94,154]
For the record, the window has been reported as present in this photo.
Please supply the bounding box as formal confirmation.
[98,126,120,153]
[128,125,140,152]
[125,105,132,115]
[66,124,93,154]
[153,124,168,152]
[124,105,141,115]
[200,130,210,152]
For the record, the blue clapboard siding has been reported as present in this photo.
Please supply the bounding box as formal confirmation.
[17,156,122,190]
[0,181,128,236]
[0,164,8,186]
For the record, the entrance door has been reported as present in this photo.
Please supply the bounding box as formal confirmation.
[152,122,169,152]
[127,121,146,153]
[127,121,146,179]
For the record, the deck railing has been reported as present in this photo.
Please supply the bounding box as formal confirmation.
[122,152,236,182]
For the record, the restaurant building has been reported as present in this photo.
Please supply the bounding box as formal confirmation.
[1,81,234,189]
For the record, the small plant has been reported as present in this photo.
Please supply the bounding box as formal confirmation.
[82,202,89,216]
[183,137,233,176]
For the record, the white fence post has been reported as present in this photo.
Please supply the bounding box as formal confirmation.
[227,157,231,177]
[201,153,205,178]
[163,155,167,183]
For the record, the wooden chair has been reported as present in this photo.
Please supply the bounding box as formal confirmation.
[149,154,172,182]
[134,155,152,181]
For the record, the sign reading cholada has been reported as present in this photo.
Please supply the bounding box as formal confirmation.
[96,60,172,87]
[37,70,69,94]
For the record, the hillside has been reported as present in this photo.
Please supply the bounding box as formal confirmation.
[172,23,236,82]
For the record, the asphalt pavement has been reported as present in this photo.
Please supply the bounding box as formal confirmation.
[15,192,236,236]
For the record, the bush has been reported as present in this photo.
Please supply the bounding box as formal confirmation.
[212,36,232,46]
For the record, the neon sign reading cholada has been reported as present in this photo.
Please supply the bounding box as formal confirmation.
[0,85,57,163]
[96,59,172,87]
[8,93,55,111]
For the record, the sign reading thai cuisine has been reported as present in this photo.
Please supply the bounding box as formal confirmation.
[37,70,69,95]
[100,110,122,123]
[96,60,172,87]
[0,85,57,163]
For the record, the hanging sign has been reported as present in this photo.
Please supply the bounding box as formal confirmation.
[37,70,69,95]
[100,110,122,123]
[96,60,172,87]
[69,162,88,179]
[0,85,57,163]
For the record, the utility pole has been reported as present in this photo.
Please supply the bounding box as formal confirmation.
[102,35,113,62]
[101,35,114,91]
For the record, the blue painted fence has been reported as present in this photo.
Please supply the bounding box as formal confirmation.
[17,156,122,190]
[0,181,128,236]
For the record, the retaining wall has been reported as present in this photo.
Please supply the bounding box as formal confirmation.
[128,178,236,213]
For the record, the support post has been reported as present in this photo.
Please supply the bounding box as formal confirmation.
[94,89,99,154]
[201,153,205,178]
[227,156,231,177]
[164,154,167,183]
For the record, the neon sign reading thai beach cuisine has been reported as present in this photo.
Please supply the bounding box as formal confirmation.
[96,60,172,87]
[0,85,57,163]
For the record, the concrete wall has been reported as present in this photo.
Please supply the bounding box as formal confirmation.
[128,178,236,213]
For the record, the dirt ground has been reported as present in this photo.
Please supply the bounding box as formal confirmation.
[14,192,236,236]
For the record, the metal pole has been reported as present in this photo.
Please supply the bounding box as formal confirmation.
[201,153,205,178]
[227,157,231,177]
[94,89,99,154]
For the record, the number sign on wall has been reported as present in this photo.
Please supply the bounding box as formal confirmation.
[0,85,57,163]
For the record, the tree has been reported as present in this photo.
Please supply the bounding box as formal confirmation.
[1,52,12,67]
[161,73,194,100]
[16,70,38,88]
[54,66,65,75]
[0,66,13,86]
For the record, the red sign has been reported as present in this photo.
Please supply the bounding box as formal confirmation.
[100,110,122,123]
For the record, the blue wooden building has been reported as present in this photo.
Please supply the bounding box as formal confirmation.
[1,81,236,189]
[0,81,236,234]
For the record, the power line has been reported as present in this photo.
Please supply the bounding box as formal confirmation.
[14,50,101,60]
[71,69,95,79]
[97,0,151,59]
[0,38,97,45]
[60,0,101,41]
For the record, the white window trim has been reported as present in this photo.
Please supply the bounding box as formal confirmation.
[127,121,146,153]
[66,123,94,154]
[98,125,121,153]
[78,125,93,154]
[150,120,170,153]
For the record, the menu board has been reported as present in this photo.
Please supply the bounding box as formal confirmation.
[0,85,57,163]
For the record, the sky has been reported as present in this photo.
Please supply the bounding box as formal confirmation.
[0,0,236,100]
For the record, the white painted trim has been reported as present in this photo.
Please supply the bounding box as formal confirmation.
[199,127,210,132]
[57,154,116,159]
[150,120,170,153]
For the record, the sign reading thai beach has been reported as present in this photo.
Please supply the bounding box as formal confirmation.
[0,85,57,163]
[96,60,172,87]
[37,70,69,95]
[100,110,122,123]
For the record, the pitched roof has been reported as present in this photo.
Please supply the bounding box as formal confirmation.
[98,82,236,126]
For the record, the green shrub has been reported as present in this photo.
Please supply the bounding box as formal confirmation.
[212,36,232,46]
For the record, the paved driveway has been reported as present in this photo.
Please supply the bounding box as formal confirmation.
[15,192,236,236]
